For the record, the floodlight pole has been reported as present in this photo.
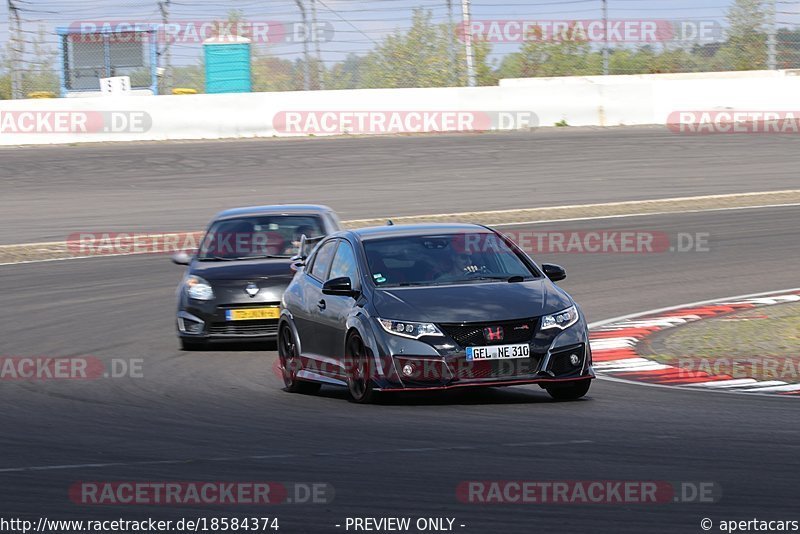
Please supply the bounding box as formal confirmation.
[310,0,324,89]
[460,0,476,87]
[602,0,609,75]
[294,0,311,90]
[7,0,23,99]
[158,0,173,94]
[446,0,458,86]
[766,0,777,70]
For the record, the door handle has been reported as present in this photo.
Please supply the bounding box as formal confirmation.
[317,299,326,310]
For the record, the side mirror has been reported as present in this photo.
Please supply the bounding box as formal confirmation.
[541,263,566,282]
[289,255,305,272]
[171,251,191,266]
[322,276,359,297]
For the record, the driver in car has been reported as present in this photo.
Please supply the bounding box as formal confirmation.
[433,252,482,281]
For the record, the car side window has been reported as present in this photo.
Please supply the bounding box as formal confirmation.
[328,241,358,282]
[309,240,339,280]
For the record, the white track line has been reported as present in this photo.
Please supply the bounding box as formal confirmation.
[2,198,799,267]
[492,202,800,228]
[739,383,800,393]
[588,288,800,330]
[683,379,760,388]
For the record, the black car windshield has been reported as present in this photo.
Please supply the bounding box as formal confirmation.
[363,232,538,287]
[197,215,323,260]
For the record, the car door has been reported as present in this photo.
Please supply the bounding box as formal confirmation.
[294,238,338,359]
[317,240,360,374]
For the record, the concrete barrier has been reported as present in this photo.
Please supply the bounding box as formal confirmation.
[1,70,798,146]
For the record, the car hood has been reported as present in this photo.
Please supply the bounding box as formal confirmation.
[372,279,574,323]
[189,259,295,282]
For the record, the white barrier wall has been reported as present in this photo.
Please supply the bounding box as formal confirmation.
[1,70,799,145]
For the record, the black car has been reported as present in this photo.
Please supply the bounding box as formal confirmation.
[172,205,341,350]
[278,223,594,402]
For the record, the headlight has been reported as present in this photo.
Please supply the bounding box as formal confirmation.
[377,318,443,339]
[185,275,214,301]
[541,305,579,330]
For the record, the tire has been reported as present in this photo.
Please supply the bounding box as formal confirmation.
[346,332,378,404]
[180,338,206,351]
[546,380,591,401]
[278,324,321,394]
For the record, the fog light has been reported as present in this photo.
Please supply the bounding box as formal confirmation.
[177,313,205,334]
[402,364,415,377]
[569,353,581,366]
[185,321,203,334]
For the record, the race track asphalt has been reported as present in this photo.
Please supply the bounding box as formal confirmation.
[1,197,798,533]
[2,126,800,244]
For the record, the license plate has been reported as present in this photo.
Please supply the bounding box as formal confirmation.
[225,307,279,321]
[466,343,530,361]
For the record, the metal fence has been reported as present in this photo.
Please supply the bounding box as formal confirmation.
[2,0,800,99]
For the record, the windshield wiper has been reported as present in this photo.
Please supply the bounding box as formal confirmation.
[198,256,235,262]
[232,255,288,260]
[464,275,529,282]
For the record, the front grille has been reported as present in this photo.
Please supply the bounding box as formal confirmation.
[438,318,538,347]
[453,356,541,380]
[547,344,586,376]
[208,320,279,337]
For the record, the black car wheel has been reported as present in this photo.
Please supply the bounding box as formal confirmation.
[278,324,321,394]
[346,332,377,404]
[545,380,591,401]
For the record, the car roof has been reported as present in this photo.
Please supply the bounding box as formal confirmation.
[351,223,491,241]
[213,204,333,221]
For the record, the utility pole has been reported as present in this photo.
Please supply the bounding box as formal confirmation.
[766,0,777,70]
[446,0,458,86]
[460,0,476,87]
[309,0,324,89]
[294,0,311,90]
[158,0,173,94]
[602,0,609,75]
[7,0,23,99]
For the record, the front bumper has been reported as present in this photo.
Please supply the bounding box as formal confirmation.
[176,277,290,341]
[376,342,594,391]
[367,317,594,391]
[176,304,281,340]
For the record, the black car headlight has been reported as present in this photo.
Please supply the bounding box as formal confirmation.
[377,318,443,339]
[185,275,215,301]
[540,305,579,331]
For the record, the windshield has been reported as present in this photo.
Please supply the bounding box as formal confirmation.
[363,232,538,287]
[197,215,323,260]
